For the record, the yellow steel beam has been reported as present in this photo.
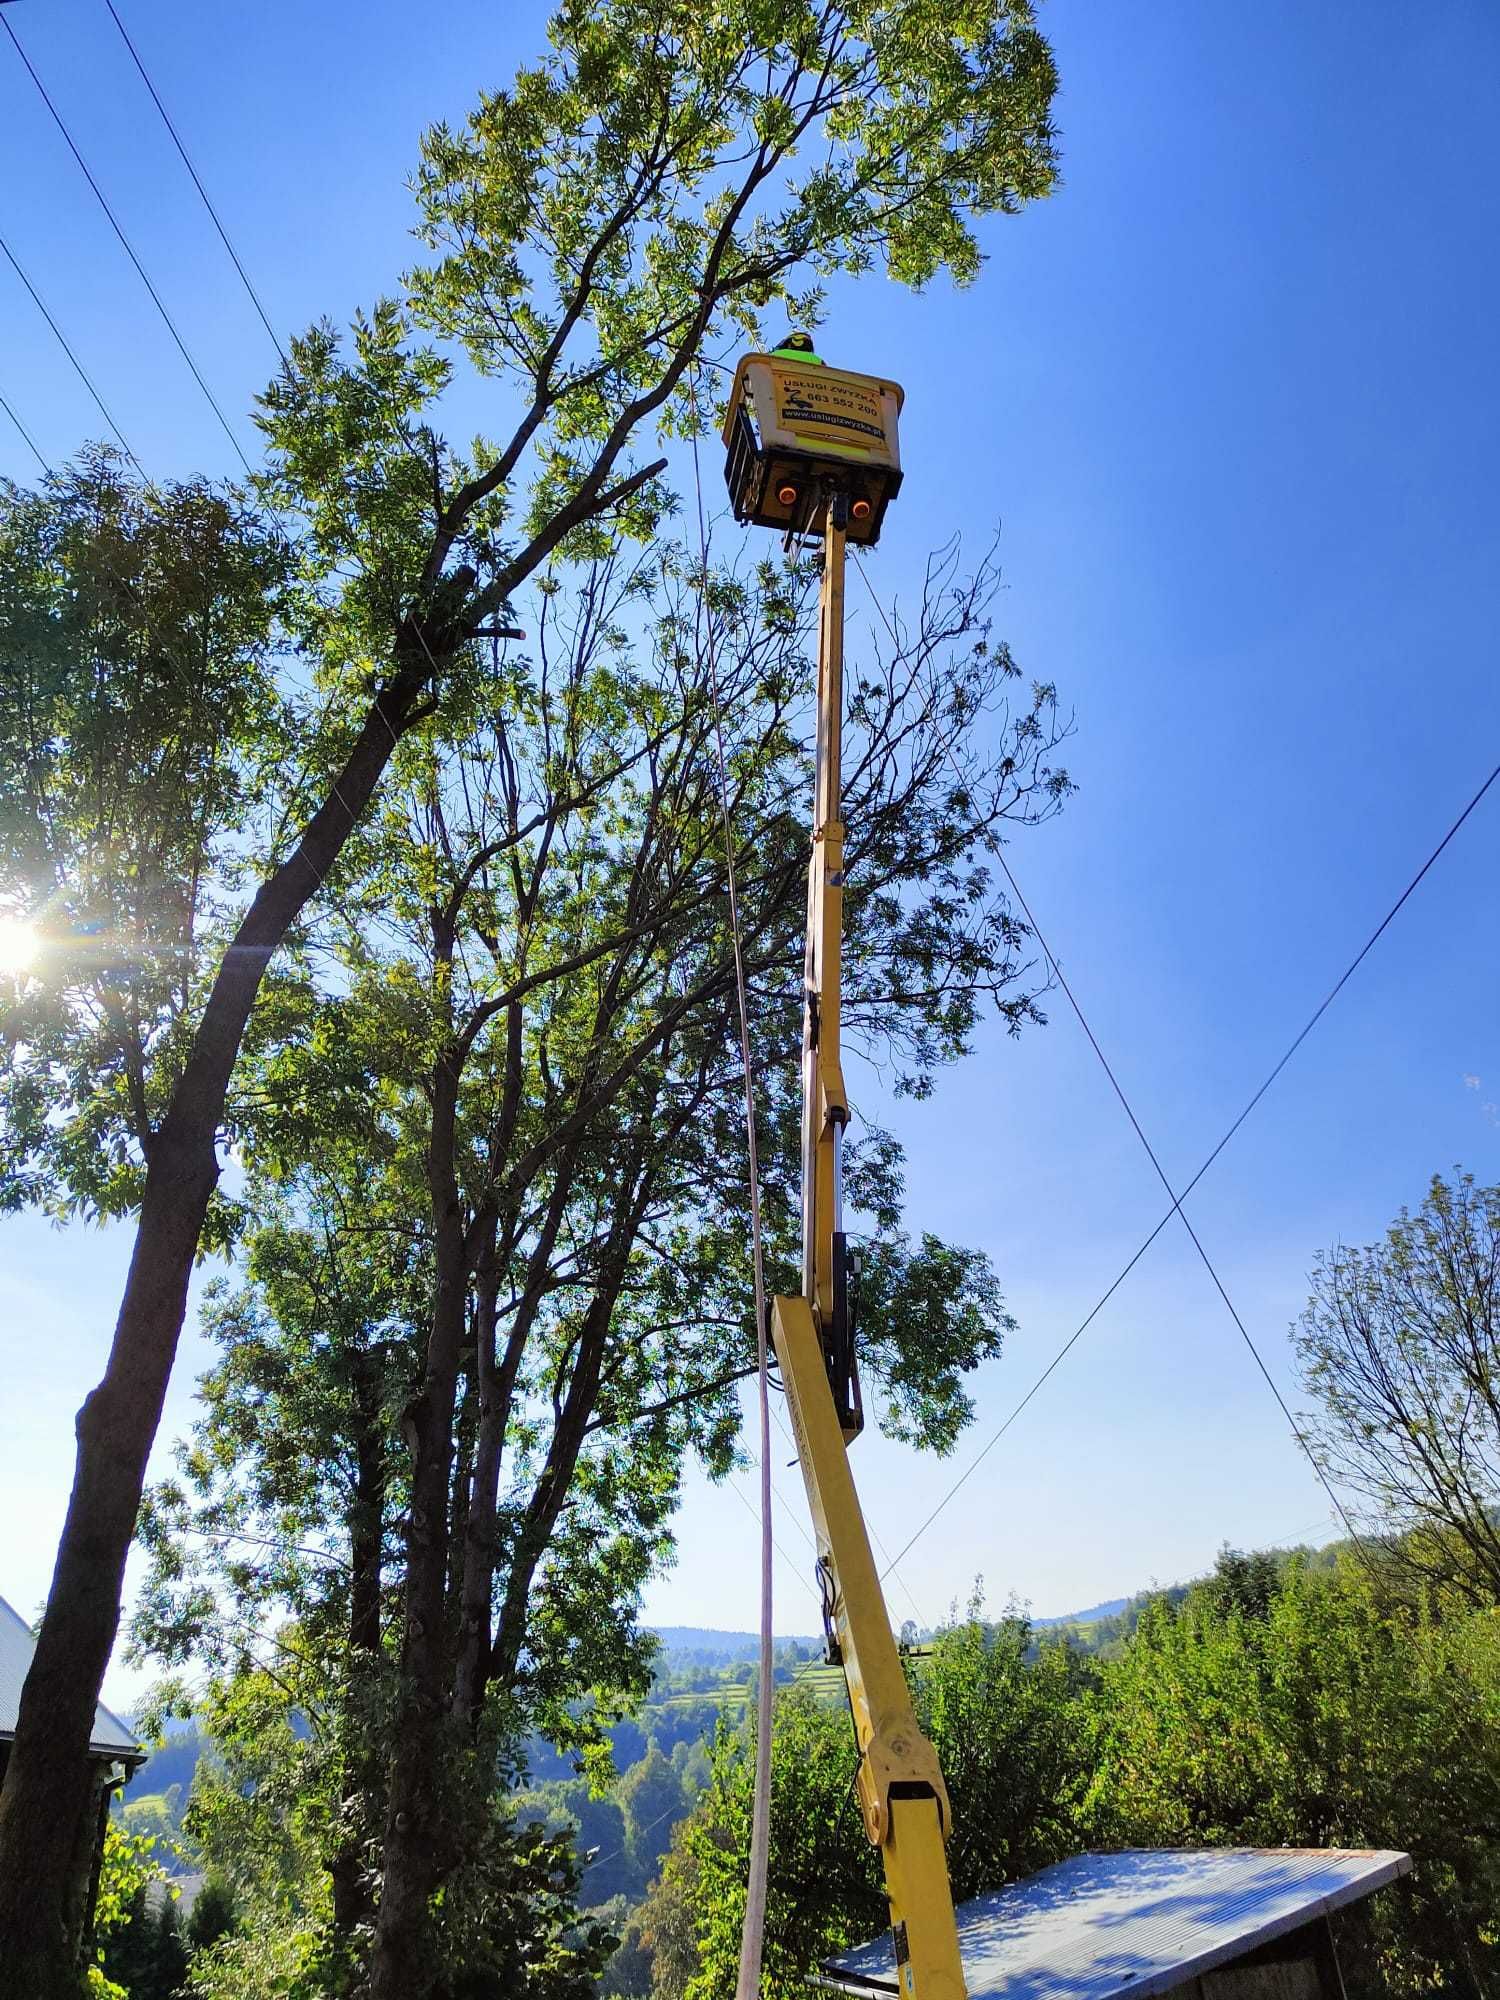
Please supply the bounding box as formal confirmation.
[783,474,966,1994]
[771,1293,967,1997]
[803,502,850,1332]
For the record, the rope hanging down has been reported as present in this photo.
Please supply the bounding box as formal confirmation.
[691,410,775,1999]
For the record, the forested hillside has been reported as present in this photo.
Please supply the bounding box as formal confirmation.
[110,1572,1216,1866]
[104,1531,1500,1999]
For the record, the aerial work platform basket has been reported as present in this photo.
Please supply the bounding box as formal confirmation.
[722,350,904,544]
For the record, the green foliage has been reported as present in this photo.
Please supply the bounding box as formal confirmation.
[180,1664,338,1922]
[92,1824,188,2000]
[99,1890,188,2000]
[1296,1170,1500,1605]
[184,1920,349,2000]
[89,1822,165,2000]
[616,1747,687,1884]
[1089,1557,1500,1997]
[915,1606,1093,1902]
[118,1787,196,1877]
[185,1877,239,1956]
[1200,1544,1282,1623]
[675,1692,885,1998]
[423,1807,620,2000]
[0,453,291,1227]
[648,1562,1500,2000]
[520,1778,632,1905]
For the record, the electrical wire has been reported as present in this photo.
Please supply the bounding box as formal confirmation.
[767,1398,931,1635]
[94,0,519,862]
[98,0,475,566]
[988,846,1367,1549]
[100,0,287,366]
[2,9,255,475]
[726,1476,822,1611]
[0,231,145,474]
[690,411,775,2000]
[0,384,50,477]
[852,550,1500,1577]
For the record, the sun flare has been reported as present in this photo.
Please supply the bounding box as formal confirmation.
[0,914,39,978]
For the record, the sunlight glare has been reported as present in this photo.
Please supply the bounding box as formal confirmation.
[0,914,39,978]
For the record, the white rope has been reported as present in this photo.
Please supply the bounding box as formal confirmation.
[690,405,775,1998]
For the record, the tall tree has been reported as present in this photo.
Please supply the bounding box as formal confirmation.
[1295,1171,1500,1605]
[0,0,1060,1983]
[130,535,1070,1994]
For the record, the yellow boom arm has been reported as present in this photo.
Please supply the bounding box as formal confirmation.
[771,490,968,1999]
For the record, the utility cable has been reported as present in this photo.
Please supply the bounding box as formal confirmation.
[100,2,468,558]
[0,232,145,475]
[988,846,1367,1550]
[767,1398,931,1634]
[691,411,774,2000]
[852,550,1500,1576]
[100,0,287,366]
[0,384,50,477]
[2,10,255,475]
[96,0,524,881]
[726,1477,823,1612]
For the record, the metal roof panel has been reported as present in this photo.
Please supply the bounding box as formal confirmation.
[826,1847,1412,1999]
[0,1594,141,1763]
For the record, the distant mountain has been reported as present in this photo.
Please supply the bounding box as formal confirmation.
[1034,1597,1129,1629]
[122,1720,200,1802]
[648,1625,818,1659]
[648,1603,1141,1656]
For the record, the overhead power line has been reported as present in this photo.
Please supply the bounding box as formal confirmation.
[988,848,1367,1551]
[852,550,1500,1577]
[2,9,254,475]
[99,0,287,367]
[98,0,516,804]
[0,231,144,473]
[0,384,50,476]
[766,1396,931,1634]
[98,2,454,520]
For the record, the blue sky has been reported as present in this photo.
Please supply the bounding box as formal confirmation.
[2,0,1498,1701]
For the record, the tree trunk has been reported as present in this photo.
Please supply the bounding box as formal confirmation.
[367,1053,473,2000]
[331,1363,388,1937]
[450,1224,506,1727]
[488,1159,657,1692]
[0,668,427,1998]
[451,1154,578,1725]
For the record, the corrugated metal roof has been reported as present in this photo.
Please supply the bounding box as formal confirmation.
[0,1594,141,1764]
[826,1846,1412,1998]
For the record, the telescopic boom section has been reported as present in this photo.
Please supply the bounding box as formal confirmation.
[722,342,967,1997]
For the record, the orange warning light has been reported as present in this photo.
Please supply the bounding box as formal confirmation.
[850,497,873,522]
[777,482,800,507]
